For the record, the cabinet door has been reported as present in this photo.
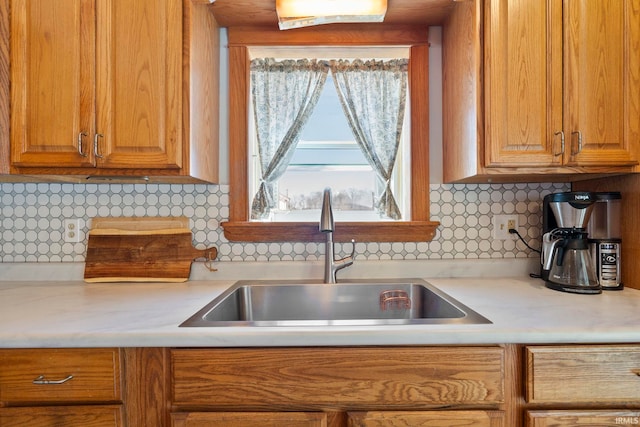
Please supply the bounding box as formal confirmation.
[171,347,504,410]
[563,0,639,166]
[348,410,504,426]
[0,348,122,404]
[527,410,640,427]
[484,0,563,167]
[95,0,182,170]
[10,0,96,167]
[525,345,640,404]
[0,406,123,427]
[171,412,328,427]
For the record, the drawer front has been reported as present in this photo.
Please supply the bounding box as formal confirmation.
[0,405,123,427]
[0,348,121,404]
[171,412,328,427]
[347,410,504,426]
[526,345,640,403]
[526,410,640,427]
[171,346,504,409]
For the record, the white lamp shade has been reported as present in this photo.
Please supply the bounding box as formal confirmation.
[276,0,388,30]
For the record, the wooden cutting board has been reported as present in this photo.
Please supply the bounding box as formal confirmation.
[84,217,217,283]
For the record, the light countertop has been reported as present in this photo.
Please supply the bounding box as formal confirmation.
[2,263,640,347]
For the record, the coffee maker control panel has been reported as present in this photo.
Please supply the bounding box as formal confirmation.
[593,242,622,289]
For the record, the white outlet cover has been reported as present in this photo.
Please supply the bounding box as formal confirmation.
[64,219,81,243]
[492,215,518,240]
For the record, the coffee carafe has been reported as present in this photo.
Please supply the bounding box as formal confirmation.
[540,192,601,294]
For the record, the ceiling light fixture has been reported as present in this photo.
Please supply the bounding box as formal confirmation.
[276,0,388,30]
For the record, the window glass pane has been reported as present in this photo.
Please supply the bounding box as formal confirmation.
[249,54,410,223]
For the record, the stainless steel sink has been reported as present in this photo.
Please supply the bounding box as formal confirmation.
[180,279,491,327]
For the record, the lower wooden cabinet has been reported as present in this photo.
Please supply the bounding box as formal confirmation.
[171,412,328,427]
[525,345,640,404]
[0,348,122,404]
[171,410,505,427]
[170,347,507,426]
[0,348,123,427]
[348,410,505,426]
[524,345,640,427]
[0,405,123,427]
[526,410,640,427]
[171,346,505,410]
[2,344,639,426]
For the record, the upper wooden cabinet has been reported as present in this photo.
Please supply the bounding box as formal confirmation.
[562,0,639,168]
[444,0,640,182]
[7,0,219,182]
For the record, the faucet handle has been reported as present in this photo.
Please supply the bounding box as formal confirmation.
[337,239,356,264]
[347,239,356,260]
[328,238,356,283]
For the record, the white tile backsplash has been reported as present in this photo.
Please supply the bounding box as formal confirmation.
[0,181,570,262]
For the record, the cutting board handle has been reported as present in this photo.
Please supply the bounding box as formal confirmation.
[191,246,218,271]
[190,246,217,261]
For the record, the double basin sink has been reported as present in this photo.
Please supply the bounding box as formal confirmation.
[180,278,491,327]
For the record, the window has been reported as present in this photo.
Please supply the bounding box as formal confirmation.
[248,68,411,222]
[222,26,439,242]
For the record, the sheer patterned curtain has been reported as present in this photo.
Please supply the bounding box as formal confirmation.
[330,59,408,220]
[250,58,329,219]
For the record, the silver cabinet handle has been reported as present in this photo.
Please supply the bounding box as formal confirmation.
[571,130,583,155]
[553,131,565,156]
[94,133,104,159]
[32,374,74,385]
[78,132,88,157]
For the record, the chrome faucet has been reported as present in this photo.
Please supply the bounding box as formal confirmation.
[320,188,355,284]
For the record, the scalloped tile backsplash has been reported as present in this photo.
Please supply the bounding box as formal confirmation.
[0,182,569,262]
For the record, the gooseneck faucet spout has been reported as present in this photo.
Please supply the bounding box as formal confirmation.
[320,188,334,233]
[320,188,355,284]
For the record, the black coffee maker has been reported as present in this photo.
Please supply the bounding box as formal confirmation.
[540,192,601,294]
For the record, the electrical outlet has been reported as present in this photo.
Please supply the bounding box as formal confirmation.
[492,215,518,240]
[64,219,81,243]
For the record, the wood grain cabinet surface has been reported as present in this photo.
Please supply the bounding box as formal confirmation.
[4,344,640,426]
[170,346,506,427]
[523,345,640,426]
[7,0,218,183]
[171,346,505,410]
[0,348,123,427]
[525,345,640,404]
[0,348,121,404]
[171,412,329,427]
[347,410,505,427]
[443,0,640,182]
[0,405,123,427]
[526,409,640,427]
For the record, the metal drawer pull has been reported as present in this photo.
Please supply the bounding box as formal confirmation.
[553,131,565,156]
[571,130,583,155]
[32,374,74,385]
[78,132,88,157]
[94,133,104,158]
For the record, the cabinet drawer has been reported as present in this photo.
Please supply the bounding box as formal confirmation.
[171,412,328,427]
[348,410,504,426]
[0,405,123,427]
[526,345,640,403]
[171,346,504,410]
[526,410,640,427]
[0,348,121,404]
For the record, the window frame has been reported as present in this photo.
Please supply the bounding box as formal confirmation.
[222,25,439,242]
